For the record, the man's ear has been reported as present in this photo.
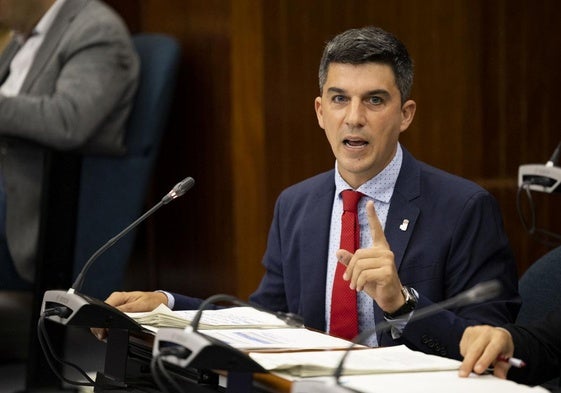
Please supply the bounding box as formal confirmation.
[315,96,325,129]
[399,99,416,132]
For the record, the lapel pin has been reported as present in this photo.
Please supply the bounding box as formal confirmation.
[399,219,409,231]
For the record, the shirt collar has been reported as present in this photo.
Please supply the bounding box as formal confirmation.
[34,0,66,36]
[334,143,403,204]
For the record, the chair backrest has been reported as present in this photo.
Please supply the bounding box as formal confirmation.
[516,245,561,324]
[72,33,181,299]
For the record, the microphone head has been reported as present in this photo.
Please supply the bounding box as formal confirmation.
[173,177,195,197]
[163,177,195,203]
[459,280,502,305]
[275,311,305,328]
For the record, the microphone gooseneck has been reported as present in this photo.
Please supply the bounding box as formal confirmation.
[546,141,561,167]
[332,280,502,383]
[189,293,304,332]
[70,176,195,294]
[39,176,195,390]
[152,293,282,376]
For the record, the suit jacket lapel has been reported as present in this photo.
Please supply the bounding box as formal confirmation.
[385,148,421,271]
[300,172,335,330]
[375,148,421,343]
[20,0,88,93]
[0,40,21,85]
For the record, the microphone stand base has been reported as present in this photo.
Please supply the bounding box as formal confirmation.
[41,290,141,330]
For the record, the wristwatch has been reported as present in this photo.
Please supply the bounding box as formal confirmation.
[383,286,418,319]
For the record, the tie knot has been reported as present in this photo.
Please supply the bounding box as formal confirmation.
[341,190,363,213]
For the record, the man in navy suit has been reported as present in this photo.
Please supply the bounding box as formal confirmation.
[99,26,520,360]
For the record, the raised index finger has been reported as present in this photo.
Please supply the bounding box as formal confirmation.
[366,200,389,248]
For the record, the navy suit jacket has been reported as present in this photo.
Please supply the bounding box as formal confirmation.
[174,148,520,360]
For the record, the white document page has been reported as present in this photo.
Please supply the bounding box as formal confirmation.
[127,304,293,329]
[334,370,550,393]
[250,345,461,377]
[202,328,354,350]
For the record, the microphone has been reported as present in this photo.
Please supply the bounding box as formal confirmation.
[545,140,561,167]
[518,141,561,193]
[152,293,303,373]
[40,177,195,329]
[291,280,502,393]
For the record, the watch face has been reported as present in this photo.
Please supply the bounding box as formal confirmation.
[402,286,412,302]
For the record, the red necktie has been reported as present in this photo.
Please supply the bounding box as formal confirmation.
[330,190,362,340]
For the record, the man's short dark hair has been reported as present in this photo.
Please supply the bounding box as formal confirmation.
[318,26,414,104]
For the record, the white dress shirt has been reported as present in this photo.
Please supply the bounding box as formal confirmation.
[0,0,66,96]
[325,144,403,347]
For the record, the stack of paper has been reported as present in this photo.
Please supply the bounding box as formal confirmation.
[126,304,295,329]
[202,328,354,351]
[329,370,551,393]
[250,345,462,377]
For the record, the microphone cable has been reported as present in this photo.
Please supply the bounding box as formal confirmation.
[516,181,561,246]
[148,294,243,390]
[37,308,124,389]
[150,346,189,393]
[189,293,304,332]
[150,293,299,388]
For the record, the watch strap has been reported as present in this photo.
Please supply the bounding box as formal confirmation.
[383,286,418,319]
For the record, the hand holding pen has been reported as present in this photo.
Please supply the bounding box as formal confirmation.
[458,325,524,379]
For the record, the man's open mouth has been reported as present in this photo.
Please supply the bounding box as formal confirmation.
[343,138,368,147]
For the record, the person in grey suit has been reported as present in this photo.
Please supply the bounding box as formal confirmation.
[0,0,139,289]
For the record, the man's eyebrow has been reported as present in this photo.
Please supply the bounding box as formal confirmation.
[325,87,391,97]
[365,89,390,97]
[326,87,346,94]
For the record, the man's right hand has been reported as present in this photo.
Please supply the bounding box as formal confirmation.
[91,291,168,340]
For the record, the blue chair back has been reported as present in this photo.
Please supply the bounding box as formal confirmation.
[72,33,181,299]
[516,246,561,324]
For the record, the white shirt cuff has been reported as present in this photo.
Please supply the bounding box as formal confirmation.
[155,290,175,309]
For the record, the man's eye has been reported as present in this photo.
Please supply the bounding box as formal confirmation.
[332,95,348,103]
[368,96,383,105]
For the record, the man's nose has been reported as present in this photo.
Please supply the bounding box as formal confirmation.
[345,99,366,127]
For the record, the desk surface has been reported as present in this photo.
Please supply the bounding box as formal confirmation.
[105,330,549,393]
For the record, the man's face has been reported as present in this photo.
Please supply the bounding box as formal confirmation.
[315,62,416,189]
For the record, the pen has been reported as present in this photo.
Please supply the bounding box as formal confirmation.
[497,355,526,368]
